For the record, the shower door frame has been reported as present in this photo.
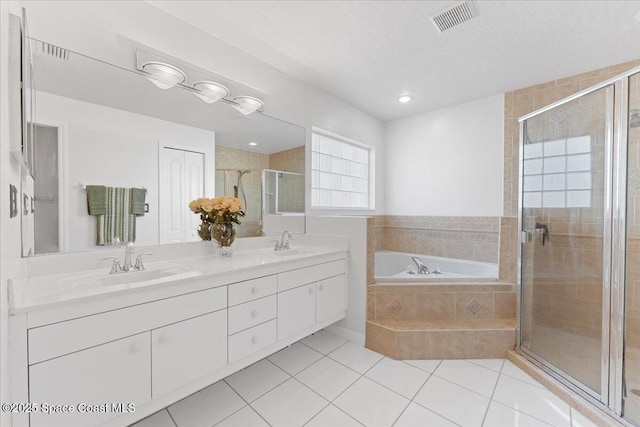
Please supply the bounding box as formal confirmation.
[516,66,640,419]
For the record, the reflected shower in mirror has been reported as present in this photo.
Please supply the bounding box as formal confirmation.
[25,38,306,256]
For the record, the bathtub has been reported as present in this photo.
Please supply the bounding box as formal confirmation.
[374,251,498,281]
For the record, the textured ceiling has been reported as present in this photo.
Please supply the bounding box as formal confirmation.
[149,1,640,122]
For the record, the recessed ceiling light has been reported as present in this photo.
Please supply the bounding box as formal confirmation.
[249,141,258,146]
[397,95,413,103]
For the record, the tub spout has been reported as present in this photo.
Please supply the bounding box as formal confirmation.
[411,256,430,274]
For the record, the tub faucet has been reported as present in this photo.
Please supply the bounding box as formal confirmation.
[411,256,430,274]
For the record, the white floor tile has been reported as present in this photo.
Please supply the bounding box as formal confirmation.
[296,356,360,401]
[466,358,505,373]
[215,406,269,427]
[365,357,430,399]
[493,374,571,427]
[169,381,245,427]
[413,375,490,427]
[225,359,290,402]
[302,330,349,354]
[252,378,328,427]
[268,342,324,375]
[393,402,458,427]
[571,409,598,427]
[434,359,500,397]
[328,341,383,374]
[304,404,362,427]
[484,401,555,427]
[333,377,409,427]
[130,410,175,427]
[502,360,547,389]
[403,359,442,373]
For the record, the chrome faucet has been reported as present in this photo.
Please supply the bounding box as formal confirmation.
[123,242,135,271]
[99,242,153,274]
[411,256,430,274]
[273,231,293,251]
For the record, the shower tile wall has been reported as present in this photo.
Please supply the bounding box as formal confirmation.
[500,60,640,402]
[501,60,640,359]
[215,146,269,237]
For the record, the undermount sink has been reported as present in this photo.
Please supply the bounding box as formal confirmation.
[59,268,188,291]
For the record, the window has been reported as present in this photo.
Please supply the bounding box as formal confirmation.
[311,128,374,209]
[522,135,592,208]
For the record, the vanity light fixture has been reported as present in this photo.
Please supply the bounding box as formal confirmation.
[231,96,264,115]
[249,141,258,146]
[141,61,186,89]
[193,81,229,104]
[397,94,413,103]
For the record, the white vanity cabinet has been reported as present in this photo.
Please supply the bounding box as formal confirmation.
[277,283,316,339]
[152,309,228,397]
[227,275,278,362]
[316,274,347,324]
[29,333,151,427]
[10,250,347,427]
[277,259,347,340]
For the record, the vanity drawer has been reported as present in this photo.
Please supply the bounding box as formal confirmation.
[228,319,277,363]
[28,286,227,364]
[278,259,346,292]
[228,275,277,306]
[228,295,276,335]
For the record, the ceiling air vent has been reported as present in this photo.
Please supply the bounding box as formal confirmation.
[430,1,477,33]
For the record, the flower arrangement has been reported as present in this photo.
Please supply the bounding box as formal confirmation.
[189,196,246,245]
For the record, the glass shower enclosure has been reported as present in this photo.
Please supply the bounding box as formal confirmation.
[518,68,640,425]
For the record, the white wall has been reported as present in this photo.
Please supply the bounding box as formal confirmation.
[37,91,215,253]
[20,1,386,217]
[306,216,368,344]
[384,94,504,216]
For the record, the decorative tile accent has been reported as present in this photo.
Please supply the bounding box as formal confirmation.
[467,299,483,315]
[630,174,640,191]
[388,299,405,315]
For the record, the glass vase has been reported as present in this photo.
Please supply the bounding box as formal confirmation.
[197,221,212,241]
[211,221,236,257]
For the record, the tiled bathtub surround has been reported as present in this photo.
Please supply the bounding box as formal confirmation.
[366,282,517,359]
[370,215,500,264]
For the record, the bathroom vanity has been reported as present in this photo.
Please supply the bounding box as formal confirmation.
[8,240,347,427]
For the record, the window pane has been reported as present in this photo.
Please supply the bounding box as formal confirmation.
[311,130,372,209]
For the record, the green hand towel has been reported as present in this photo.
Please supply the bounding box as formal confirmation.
[130,188,146,216]
[86,185,106,215]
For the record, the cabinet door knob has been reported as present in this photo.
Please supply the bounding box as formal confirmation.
[157,334,168,345]
[251,286,259,294]
[308,288,314,294]
[251,310,259,318]
[319,284,325,291]
[251,336,258,345]
[129,342,143,354]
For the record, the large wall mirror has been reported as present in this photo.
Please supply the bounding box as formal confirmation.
[24,38,306,256]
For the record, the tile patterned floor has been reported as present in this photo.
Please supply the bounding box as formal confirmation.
[131,330,598,427]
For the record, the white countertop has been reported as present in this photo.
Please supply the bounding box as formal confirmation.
[10,236,349,314]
